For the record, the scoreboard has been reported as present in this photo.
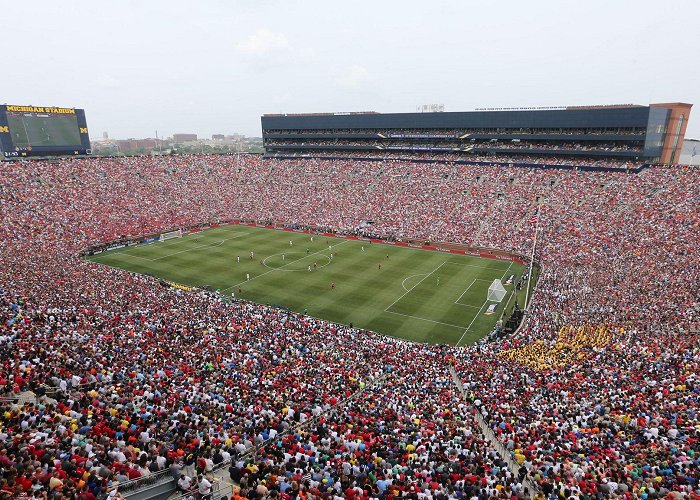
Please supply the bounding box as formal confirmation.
[0,104,91,159]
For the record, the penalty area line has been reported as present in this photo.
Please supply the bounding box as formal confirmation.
[384,261,446,312]
[455,261,514,347]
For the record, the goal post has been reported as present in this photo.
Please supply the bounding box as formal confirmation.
[487,279,507,303]
[159,229,183,242]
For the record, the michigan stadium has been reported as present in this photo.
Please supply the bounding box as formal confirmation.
[1,2,699,500]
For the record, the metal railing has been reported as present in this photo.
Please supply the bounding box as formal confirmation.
[118,468,174,495]
[448,364,541,499]
[168,477,233,500]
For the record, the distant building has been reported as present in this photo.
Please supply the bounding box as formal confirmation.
[116,138,161,152]
[172,133,197,144]
[212,134,225,140]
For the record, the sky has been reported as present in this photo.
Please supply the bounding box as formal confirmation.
[4,0,700,140]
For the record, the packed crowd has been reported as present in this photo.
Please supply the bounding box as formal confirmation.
[264,140,642,154]
[1,154,698,499]
[265,150,646,170]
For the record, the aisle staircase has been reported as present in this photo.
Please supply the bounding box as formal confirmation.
[448,364,540,499]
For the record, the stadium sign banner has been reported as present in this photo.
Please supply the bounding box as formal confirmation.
[387,133,457,139]
[485,303,498,315]
[168,282,197,292]
[0,104,91,158]
[105,244,126,252]
[385,145,452,151]
[5,105,76,114]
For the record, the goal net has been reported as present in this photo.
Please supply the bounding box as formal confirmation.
[159,229,183,242]
[487,279,507,302]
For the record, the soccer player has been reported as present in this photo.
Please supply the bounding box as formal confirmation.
[361,246,365,252]
[313,263,317,269]
[311,236,314,242]
[437,277,440,286]
[331,282,335,290]
[246,273,250,281]
[236,256,240,263]
[308,265,311,272]
[378,263,381,270]
[250,251,254,259]
[282,254,285,260]
[290,240,293,246]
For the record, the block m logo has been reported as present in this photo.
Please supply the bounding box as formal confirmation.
[0,126,8,133]
[80,127,88,134]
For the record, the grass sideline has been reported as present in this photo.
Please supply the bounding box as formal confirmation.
[86,225,534,345]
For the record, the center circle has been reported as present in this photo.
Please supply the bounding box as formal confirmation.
[262,252,332,272]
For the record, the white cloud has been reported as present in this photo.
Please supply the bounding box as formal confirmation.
[94,74,122,89]
[235,29,289,55]
[335,65,372,89]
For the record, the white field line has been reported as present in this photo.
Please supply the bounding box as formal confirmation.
[151,240,228,261]
[384,262,446,313]
[455,261,514,347]
[122,232,250,262]
[383,310,465,329]
[221,239,350,291]
[123,240,226,261]
[401,273,428,292]
[117,237,197,256]
[444,261,511,271]
[117,233,205,257]
[453,278,493,306]
[119,227,246,255]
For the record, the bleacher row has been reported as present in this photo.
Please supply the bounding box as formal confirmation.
[263,151,645,171]
[0,154,698,499]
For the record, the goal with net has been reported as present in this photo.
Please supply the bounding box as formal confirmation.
[487,279,507,302]
[159,229,183,242]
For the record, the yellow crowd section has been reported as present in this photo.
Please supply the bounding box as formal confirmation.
[497,324,614,370]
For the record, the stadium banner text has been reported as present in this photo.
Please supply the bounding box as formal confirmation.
[5,105,76,115]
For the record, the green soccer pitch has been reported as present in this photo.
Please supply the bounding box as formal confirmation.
[86,225,536,345]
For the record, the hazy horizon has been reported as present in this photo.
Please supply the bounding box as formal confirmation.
[5,0,699,140]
